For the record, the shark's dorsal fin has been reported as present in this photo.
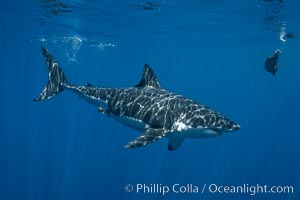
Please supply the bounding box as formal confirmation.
[135,64,161,88]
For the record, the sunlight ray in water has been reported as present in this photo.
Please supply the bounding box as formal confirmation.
[33,36,117,62]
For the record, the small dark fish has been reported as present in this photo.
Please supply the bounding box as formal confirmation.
[136,2,161,11]
[265,49,282,75]
[136,5,154,10]
[285,32,297,39]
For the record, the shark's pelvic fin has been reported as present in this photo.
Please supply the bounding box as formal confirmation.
[135,64,161,88]
[168,135,185,151]
[124,128,165,148]
[34,46,68,101]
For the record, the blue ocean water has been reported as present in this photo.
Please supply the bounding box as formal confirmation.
[1,0,300,199]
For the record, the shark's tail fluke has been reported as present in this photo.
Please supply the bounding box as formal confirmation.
[34,46,68,102]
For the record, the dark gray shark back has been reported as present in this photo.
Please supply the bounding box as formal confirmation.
[104,86,238,132]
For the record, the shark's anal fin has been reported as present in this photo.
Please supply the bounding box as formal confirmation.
[168,135,185,151]
[124,128,165,148]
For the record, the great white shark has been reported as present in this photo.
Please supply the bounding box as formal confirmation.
[35,46,240,150]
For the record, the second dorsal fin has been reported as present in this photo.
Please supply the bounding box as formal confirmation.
[135,64,161,88]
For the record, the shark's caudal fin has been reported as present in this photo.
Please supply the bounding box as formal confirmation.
[34,46,68,101]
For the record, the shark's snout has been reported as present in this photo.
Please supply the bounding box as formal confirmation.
[231,123,240,131]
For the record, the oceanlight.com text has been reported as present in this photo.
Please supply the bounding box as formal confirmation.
[207,183,294,196]
[125,183,294,196]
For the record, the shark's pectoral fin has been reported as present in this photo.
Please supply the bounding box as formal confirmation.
[168,135,185,151]
[124,128,165,148]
